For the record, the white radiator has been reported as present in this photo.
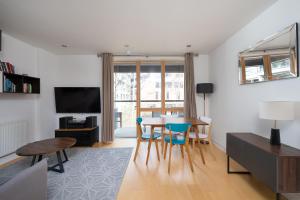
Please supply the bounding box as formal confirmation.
[0,121,29,157]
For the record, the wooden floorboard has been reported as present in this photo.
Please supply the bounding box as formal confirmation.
[94,139,277,200]
[0,138,280,199]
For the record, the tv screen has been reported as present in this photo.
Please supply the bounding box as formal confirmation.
[55,87,101,113]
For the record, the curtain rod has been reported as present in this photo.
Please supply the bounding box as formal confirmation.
[97,53,199,58]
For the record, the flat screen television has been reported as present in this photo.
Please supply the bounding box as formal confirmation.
[54,87,101,113]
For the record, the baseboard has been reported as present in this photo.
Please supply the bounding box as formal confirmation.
[0,153,19,166]
[212,139,226,152]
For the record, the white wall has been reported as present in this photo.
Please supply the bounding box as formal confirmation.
[194,55,210,117]
[0,33,102,163]
[38,54,102,140]
[209,0,300,150]
[52,55,102,137]
[0,33,39,142]
[0,33,59,164]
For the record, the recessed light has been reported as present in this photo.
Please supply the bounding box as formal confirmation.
[186,44,191,48]
[61,44,68,48]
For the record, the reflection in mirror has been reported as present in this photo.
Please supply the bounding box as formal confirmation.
[239,23,298,84]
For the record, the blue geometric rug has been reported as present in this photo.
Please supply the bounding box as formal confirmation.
[0,148,133,200]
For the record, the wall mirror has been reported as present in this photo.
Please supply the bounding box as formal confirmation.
[239,23,298,84]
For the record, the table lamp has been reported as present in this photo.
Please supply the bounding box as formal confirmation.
[259,101,295,145]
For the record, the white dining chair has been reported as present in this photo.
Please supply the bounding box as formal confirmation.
[189,116,215,159]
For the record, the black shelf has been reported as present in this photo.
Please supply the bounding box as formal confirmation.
[0,72,40,94]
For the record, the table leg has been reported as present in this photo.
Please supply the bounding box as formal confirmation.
[54,151,64,173]
[31,155,36,166]
[146,126,154,165]
[63,149,69,161]
[48,151,65,173]
[38,155,43,162]
[195,125,206,164]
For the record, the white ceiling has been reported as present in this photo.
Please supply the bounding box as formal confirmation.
[0,0,277,55]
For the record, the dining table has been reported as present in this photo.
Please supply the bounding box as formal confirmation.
[142,117,208,165]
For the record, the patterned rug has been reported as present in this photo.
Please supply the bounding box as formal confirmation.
[0,147,133,200]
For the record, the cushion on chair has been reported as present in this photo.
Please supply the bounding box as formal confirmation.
[142,132,161,140]
[164,135,186,145]
[189,132,208,139]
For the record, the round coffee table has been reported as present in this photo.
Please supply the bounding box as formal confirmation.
[16,137,76,173]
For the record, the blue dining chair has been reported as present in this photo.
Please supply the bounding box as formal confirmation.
[164,123,193,173]
[133,117,161,164]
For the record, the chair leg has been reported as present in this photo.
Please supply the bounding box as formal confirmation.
[134,139,141,162]
[155,140,160,161]
[146,139,152,165]
[180,145,184,159]
[161,133,164,154]
[168,144,172,174]
[185,144,194,172]
[192,138,195,149]
[164,142,168,160]
[198,139,206,165]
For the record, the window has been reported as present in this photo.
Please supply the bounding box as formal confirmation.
[140,64,161,108]
[114,65,137,129]
[113,61,185,131]
[243,56,266,83]
[271,54,291,79]
[165,64,184,108]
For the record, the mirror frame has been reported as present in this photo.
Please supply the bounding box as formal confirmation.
[238,23,299,85]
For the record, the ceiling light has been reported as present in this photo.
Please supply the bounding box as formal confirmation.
[186,44,191,48]
[61,44,68,48]
[124,44,129,48]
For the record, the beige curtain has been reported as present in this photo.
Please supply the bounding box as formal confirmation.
[101,53,114,143]
[184,53,197,119]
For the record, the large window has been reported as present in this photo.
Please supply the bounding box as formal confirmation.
[165,64,184,110]
[114,64,136,129]
[114,61,184,135]
[140,64,161,109]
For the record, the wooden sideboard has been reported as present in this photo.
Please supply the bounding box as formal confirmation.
[227,133,300,200]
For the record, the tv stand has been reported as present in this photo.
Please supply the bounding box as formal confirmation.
[55,116,99,146]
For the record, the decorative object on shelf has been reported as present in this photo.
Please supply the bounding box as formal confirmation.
[239,23,298,84]
[259,101,295,145]
[196,83,213,116]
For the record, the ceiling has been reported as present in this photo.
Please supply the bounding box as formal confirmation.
[0,0,277,55]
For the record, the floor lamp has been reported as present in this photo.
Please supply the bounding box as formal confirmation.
[196,83,213,116]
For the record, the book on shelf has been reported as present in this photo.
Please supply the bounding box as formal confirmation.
[3,76,16,93]
[0,60,15,74]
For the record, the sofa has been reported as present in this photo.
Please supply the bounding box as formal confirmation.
[0,159,47,200]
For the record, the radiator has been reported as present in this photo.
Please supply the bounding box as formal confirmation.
[0,121,29,157]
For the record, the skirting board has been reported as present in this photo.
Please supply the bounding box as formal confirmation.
[0,153,19,166]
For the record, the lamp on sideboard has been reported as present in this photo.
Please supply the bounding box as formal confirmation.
[196,83,213,116]
[259,101,295,145]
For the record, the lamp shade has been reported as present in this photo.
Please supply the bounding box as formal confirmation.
[196,83,213,93]
[259,101,295,120]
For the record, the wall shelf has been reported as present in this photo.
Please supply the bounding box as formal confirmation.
[0,71,40,94]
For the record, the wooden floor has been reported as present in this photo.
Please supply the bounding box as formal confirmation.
[94,139,278,200]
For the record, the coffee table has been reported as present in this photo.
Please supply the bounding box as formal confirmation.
[16,137,76,173]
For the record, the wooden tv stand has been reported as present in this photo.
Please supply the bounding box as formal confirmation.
[55,126,99,146]
[227,132,300,200]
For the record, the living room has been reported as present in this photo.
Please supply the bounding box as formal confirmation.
[1,0,300,200]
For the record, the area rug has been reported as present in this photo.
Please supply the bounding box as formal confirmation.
[0,147,133,200]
